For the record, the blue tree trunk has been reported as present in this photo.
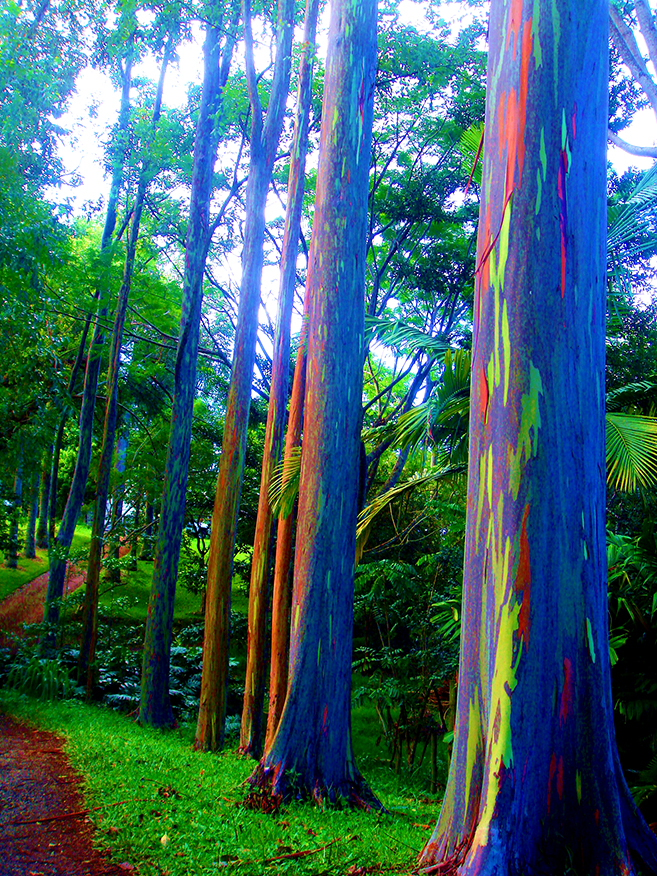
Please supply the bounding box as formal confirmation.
[418,2,657,873]
[251,0,378,804]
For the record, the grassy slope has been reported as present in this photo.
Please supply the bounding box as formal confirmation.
[0,691,443,876]
[0,526,92,602]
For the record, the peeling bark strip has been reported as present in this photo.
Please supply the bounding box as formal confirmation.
[419,2,657,874]
[251,0,379,805]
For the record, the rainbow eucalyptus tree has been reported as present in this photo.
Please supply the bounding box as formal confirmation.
[195,0,295,753]
[78,37,173,696]
[250,0,378,803]
[239,0,320,759]
[418,2,657,874]
[139,2,238,728]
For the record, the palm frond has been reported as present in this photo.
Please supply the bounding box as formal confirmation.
[457,122,484,191]
[268,446,302,518]
[606,377,657,413]
[606,412,657,491]
[355,464,467,564]
[365,315,450,358]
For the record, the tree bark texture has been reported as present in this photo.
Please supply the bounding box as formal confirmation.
[195,0,295,753]
[239,0,320,759]
[139,7,237,728]
[265,328,308,750]
[418,3,657,874]
[252,0,378,803]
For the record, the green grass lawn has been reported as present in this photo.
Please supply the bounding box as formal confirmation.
[0,525,92,602]
[0,690,442,875]
[98,561,202,624]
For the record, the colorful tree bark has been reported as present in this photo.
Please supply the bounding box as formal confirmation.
[418,2,657,874]
[251,0,378,803]
[239,0,320,759]
[139,5,238,728]
[195,0,295,753]
[265,327,308,750]
[78,40,172,696]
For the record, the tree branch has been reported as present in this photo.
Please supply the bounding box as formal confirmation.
[608,129,657,157]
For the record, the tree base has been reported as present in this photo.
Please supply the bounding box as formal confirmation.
[247,760,385,812]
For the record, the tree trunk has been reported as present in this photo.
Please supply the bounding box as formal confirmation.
[36,450,50,549]
[195,0,295,753]
[418,3,657,874]
[139,500,154,560]
[42,49,133,646]
[78,39,172,695]
[264,330,307,750]
[250,0,378,804]
[139,5,238,728]
[239,0,319,759]
[47,313,93,541]
[23,472,38,559]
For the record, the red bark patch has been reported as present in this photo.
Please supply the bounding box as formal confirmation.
[515,504,531,648]
[560,657,574,725]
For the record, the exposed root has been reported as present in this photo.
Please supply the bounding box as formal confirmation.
[242,786,284,814]
[247,760,386,813]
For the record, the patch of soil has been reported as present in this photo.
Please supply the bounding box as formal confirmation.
[0,713,134,875]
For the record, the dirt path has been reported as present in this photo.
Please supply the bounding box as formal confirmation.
[0,713,135,875]
[0,565,87,646]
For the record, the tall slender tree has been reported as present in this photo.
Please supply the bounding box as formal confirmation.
[42,43,134,643]
[418,2,657,874]
[265,322,308,749]
[239,0,320,758]
[195,0,295,753]
[251,0,378,803]
[139,0,239,728]
[79,35,174,695]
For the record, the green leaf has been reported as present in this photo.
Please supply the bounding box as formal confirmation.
[606,412,657,491]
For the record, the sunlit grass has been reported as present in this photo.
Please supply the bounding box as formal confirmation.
[0,691,440,875]
[0,526,92,602]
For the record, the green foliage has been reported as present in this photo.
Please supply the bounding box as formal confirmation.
[352,552,461,783]
[606,412,657,491]
[7,655,71,700]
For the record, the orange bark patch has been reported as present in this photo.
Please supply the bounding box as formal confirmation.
[506,0,524,58]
